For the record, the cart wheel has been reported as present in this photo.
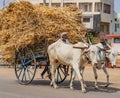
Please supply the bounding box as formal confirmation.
[55,65,69,84]
[14,47,37,85]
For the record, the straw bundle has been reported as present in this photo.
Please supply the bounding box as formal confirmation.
[0,1,86,64]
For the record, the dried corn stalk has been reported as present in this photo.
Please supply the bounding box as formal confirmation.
[0,1,86,64]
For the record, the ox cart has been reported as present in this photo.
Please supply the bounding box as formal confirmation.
[14,39,69,85]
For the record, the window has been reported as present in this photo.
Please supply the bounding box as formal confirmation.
[118,24,119,28]
[115,18,117,21]
[84,4,88,11]
[52,3,60,7]
[79,3,92,12]
[95,2,102,12]
[64,3,76,7]
[106,25,109,33]
[101,25,104,32]
[83,18,90,22]
[115,23,119,32]
[101,23,109,33]
[104,4,111,14]
[115,23,117,32]
[114,38,120,43]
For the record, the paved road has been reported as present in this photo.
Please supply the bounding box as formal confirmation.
[0,66,120,98]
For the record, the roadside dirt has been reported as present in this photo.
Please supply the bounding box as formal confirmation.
[0,65,120,89]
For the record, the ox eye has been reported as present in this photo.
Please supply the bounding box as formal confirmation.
[112,54,115,56]
[91,51,95,53]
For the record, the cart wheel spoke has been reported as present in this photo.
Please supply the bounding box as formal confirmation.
[22,69,26,82]
[56,70,59,82]
[26,68,34,76]
[56,69,62,82]
[24,58,34,65]
[27,69,31,80]
[18,53,24,65]
[55,65,68,84]
[18,68,23,79]
[14,47,37,85]
[16,64,23,72]
[59,66,66,75]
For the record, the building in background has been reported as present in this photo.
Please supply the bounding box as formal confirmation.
[114,12,120,34]
[0,0,15,9]
[24,0,114,37]
[2,0,114,37]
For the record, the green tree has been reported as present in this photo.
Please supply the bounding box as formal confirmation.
[88,32,94,43]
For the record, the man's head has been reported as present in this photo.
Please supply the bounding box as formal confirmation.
[61,32,68,40]
[100,39,107,45]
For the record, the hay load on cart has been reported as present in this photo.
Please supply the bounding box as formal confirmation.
[0,1,87,84]
[0,1,86,63]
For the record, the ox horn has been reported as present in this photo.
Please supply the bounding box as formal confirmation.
[88,37,92,45]
[73,46,88,49]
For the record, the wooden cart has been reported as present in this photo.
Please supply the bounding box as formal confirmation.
[14,39,69,85]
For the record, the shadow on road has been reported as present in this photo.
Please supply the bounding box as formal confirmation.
[30,79,120,93]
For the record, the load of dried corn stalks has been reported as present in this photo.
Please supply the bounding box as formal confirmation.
[0,1,86,64]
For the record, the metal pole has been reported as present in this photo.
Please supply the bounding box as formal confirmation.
[61,0,64,7]
[3,0,5,9]
[43,0,46,5]
[49,0,52,7]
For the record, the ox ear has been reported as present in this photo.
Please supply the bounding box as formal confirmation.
[106,50,111,53]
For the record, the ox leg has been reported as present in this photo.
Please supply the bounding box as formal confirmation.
[70,69,76,90]
[80,67,87,88]
[73,65,86,93]
[93,66,99,89]
[50,64,58,89]
[102,66,110,88]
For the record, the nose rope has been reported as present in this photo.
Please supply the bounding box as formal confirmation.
[83,52,91,63]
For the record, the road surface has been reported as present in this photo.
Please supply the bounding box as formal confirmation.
[0,66,120,98]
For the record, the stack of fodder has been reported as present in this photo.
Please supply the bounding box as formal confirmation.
[0,1,86,64]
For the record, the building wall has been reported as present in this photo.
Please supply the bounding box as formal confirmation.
[114,13,120,34]
[101,0,114,34]
[24,0,114,35]
[101,0,114,22]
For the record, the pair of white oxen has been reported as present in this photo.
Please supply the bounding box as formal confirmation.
[47,39,118,93]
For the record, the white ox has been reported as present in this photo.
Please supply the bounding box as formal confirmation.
[86,43,118,88]
[106,48,118,67]
[47,39,88,93]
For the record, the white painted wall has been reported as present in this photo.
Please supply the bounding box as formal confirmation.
[83,14,93,29]
[21,0,114,34]
[114,13,120,34]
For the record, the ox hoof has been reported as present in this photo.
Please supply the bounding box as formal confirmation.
[54,85,59,89]
[95,86,99,90]
[84,84,87,88]
[53,85,58,89]
[70,86,74,90]
[50,82,53,87]
[82,89,86,93]
[105,83,110,88]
